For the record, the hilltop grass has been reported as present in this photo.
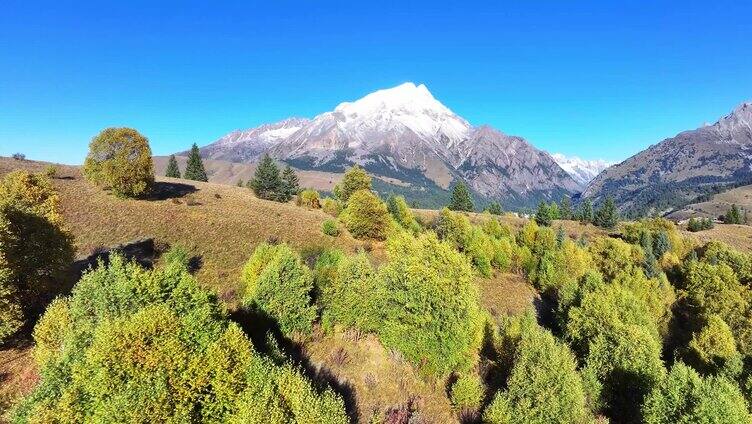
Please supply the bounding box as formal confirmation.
[0,156,545,423]
[0,157,374,307]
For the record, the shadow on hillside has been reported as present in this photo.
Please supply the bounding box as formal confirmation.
[147,181,198,200]
[230,308,358,419]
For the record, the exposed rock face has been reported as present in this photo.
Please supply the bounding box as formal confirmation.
[195,83,581,207]
[584,102,752,215]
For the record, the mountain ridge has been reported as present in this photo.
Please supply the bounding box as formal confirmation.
[584,101,752,215]
[196,83,581,208]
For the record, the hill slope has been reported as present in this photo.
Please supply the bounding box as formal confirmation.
[667,183,752,222]
[584,102,752,215]
[0,156,540,422]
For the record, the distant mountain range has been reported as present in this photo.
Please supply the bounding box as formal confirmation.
[551,154,612,186]
[196,83,581,209]
[584,102,752,216]
[192,83,752,216]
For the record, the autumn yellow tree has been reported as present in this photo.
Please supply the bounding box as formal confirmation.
[83,127,154,197]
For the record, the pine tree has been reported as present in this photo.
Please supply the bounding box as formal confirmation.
[249,154,282,200]
[279,166,300,202]
[165,155,181,178]
[486,202,503,215]
[726,204,742,224]
[448,181,474,212]
[183,143,208,182]
[594,196,618,229]
[560,197,573,220]
[556,225,566,247]
[535,201,554,226]
[579,199,594,223]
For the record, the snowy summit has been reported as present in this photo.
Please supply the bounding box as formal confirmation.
[551,153,613,186]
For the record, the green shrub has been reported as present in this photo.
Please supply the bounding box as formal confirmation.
[435,208,471,248]
[589,237,643,281]
[484,314,589,424]
[318,252,379,332]
[13,254,347,423]
[0,270,23,342]
[43,164,58,179]
[321,197,343,217]
[161,244,192,270]
[387,194,420,233]
[450,373,484,410]
[699,240,752,284]
[333,165,371,202]
[466,227,494,277]
[297,189,321,209]
[241,243,317,335]
[83,127,154,197]
[642,362,750,424]
[340,189,391,240]
[681,261,747,334]
[321,219,340,236]
[482,218,511,239]
[688,314,740,373]
[376,232,483,376]
[581,324,665,421]
[566,282,660,352]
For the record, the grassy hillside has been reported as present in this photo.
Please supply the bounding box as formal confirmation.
[153,155,345,192]
[668,183,752,221]
[0,157,542,422]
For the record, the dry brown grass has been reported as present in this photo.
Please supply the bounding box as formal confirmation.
[0,344,36,420]
[682,223,752,253]
[304,329,457,423]
[477,272,538,319]
[668,184,752,221]
[0,157,378,306]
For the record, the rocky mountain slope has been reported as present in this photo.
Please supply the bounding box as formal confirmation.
[584,102,752,216]
[197,83,580,208]
[551,153,612,186]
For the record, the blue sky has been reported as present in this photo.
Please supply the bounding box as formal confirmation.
[1,1,750,165]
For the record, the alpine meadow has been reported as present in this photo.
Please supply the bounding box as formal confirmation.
[2,2,752,424]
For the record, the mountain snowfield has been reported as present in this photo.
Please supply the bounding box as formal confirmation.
[197,82,581,207]
[551,153,613,186]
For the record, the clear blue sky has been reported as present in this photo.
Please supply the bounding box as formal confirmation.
[1,1,750,165]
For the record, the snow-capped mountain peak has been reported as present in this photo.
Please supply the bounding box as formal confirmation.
[331,82,470,144]
[197,83,583,207]
[551,153,613,186]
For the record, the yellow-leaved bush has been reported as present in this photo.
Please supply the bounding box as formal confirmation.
[0,170,74,342]
[83,127,155,198]
[12,254,347,423]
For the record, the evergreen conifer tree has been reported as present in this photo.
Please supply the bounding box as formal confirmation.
[594,196,618,229]
[183,143,208,182]
[579,199,594,223]
[560,197,573,220]
[280,165,300,202]
[535,201,554,226]
[726,204,742,224]
[448,181,474,212]
[165,155,181,178]
[486,202,503,215]
[249,154,282,200]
